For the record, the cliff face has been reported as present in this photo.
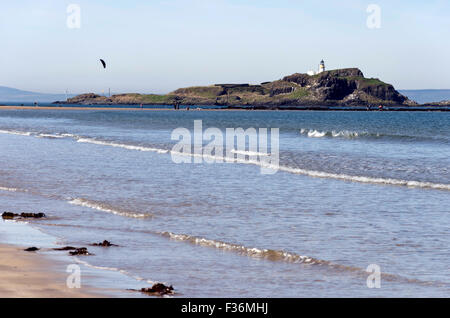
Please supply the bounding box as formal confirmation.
[57,68,415,107]
[281,68,408,105]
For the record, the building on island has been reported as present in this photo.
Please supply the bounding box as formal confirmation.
[307,60,326,76]
[319,60,325,73]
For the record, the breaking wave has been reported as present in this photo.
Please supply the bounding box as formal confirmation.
[300,128,367,139]
[74,258,156,284]
[76,138,169,154]
[274,165,450,191]
[30,222,447,287]
[299,128,450,142]
[0,186,22,192]
[68,198,153,219]
[0,128,79,140]
[171,152,450,191]
[231,149,271,157]
[158,231,447,286]
[1,128,448,191]
[0,129,32,136]
[160,231,327,265]
[36,133,66,139]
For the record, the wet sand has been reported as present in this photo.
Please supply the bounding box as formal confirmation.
[0,244,97,297]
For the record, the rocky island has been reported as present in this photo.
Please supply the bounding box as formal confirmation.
[55,68,418,108]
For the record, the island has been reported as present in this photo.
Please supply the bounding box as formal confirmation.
[55,68,419,108]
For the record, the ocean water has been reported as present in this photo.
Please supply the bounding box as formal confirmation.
[0,109,449,297]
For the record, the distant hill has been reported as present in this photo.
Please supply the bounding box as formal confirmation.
[59,68,416,107]
[0,86,75,103]
[399,89,450,104]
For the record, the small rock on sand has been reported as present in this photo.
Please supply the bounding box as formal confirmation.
[24,247,40,252]
[69,248,92,256]
[90,240,118,247]
[2,212,46,219]
[139,283,174,296]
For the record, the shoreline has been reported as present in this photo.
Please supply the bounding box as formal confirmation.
[0,219,128,298]
[0,219,150,298]
[1,105,449,112]
[0,242,97,298]
[0,105,177,111]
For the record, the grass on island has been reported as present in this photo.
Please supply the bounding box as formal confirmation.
[285,87,309,99]
[139,94,174,104]
[172,86,223,99]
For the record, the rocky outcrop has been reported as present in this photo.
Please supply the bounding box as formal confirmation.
[282,68,408,105]
[2,212,46,219]
[24,247,40,252]
[69,247,92,256]
[53,246,93,256]
[135,284,175,296]
[53,246,77,251]
[55,68,416,107]
[90,240,118,247]
[422,100,450,106]
[64,93,110,104]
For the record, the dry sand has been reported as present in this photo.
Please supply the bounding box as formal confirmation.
[0,244,97,297]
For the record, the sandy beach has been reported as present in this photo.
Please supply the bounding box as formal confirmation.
[0,244,96,298]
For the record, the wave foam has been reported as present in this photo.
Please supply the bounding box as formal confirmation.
[74,258,156,284]
[231,149,271,157]
[160,231,325,265]
[275,165,450,190]
[0,129,32,136]
[171,149,450,190]
[300,128,362,138]
[69,198,152,218]
[0,129,80,140]
[36,133,66,139]
[158,231,445,286]
[0,186,21,192]
[169,148,450,190]
[76,138,169,154]
[1,128,448,191]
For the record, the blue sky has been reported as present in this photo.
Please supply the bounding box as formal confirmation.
[0,0,449,94]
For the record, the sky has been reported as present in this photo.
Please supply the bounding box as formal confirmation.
[0,0,449,94]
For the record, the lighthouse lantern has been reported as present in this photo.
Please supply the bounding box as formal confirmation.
[319,60,325,73]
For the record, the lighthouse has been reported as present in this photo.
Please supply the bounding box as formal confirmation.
[319,60,325,73]
[307,60,326,76]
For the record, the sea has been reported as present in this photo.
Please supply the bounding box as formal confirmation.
[0,88,449,297]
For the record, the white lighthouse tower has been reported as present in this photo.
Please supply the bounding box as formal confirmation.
[307,60,326,76]
[318,59,325,73]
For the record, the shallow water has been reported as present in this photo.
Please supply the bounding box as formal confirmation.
[0,109,449,297]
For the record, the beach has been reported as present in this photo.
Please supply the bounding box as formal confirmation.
[0,219,138,298]
[0,243,95,298]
